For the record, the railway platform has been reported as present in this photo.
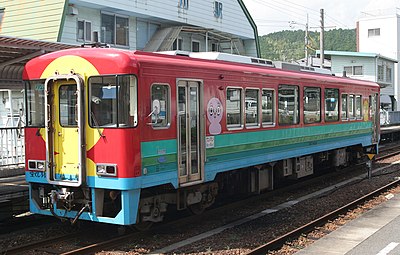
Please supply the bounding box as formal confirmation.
[295,192,400,255]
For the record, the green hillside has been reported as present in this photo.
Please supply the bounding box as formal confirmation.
[259,28,356,61]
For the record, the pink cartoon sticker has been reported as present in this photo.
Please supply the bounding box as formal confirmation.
[207,97,223,135]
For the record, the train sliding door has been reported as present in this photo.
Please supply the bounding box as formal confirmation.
[44,75,86,187]
[177,80,204,186]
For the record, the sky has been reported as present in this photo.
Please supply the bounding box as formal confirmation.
[242,0,372,35]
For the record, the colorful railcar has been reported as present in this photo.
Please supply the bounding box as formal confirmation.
[23,48,380,226]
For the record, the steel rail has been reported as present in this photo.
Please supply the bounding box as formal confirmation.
[245,179,400,255]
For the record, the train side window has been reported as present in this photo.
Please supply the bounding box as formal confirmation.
[341,94,348,120]
[26,80,46,127]
[355,95,362,119]
[278,85,299,125]
[151,84,170,128]
[245,88,259,127]
[349,94,355,119]
[304,87,321,124]
[262,89,275,126]
[226,87,243,129]
[325,88,339,122]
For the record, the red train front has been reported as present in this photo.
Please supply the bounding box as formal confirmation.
[24,48,143,225]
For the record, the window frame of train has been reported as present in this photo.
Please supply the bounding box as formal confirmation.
[25,79,46,127]
[341,93,348,121]
[348,94,355,120]
[303,86,321,124]
[355,95,363,119]
[150,83,171,129]
[226,87,243,130]
[262,89,275,126]
[245,88,260,128]
[278,85,299,125]
[325,88,339,122]
[88,74,137,128]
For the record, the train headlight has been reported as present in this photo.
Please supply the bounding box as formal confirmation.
[96,164,117,177]
[28,160,46,171]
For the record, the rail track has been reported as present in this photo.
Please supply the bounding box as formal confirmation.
[245,179,400,255]
[2,145,400,254]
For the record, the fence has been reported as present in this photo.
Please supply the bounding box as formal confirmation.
[0,127,24,167]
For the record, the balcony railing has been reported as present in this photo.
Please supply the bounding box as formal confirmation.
[0,127,24,168]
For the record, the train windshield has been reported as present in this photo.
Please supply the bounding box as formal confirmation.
[89,75,137,128]
[25,80,46,127]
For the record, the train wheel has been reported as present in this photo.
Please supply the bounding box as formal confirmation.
[188,203,206,215]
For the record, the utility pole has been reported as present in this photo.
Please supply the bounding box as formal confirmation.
[305,14,309,66]
[289,14,309,66]
[320,9,324,68]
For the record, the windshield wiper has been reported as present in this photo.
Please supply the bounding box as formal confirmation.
[90,111,105,139]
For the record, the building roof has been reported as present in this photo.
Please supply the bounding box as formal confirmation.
[316,50,398,63]
[0,36,77,88]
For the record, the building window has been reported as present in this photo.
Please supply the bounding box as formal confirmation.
[151,84,170,128]
[179,0,189,9]
[304,87,321,124]
[386,66,392,82]
[262,89,274,125]
[173,38,183,50]
[325,88,339,122]
[77,20,92,42]
[378,65,384,81]
[278,85,299,125]
[136,21,160,50]
[226,88,242,128]
[245,89,259,127]
[368,28,380,37]
[101,13,129,46]
[192,41,200,52]
[344,66,363,76]
[344,66,353,76]
[214,1,223,18]
[353,66,363,75]
[211,42,219,52]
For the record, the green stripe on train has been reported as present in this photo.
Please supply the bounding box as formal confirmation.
[141,122,372,169]
[208,122,372,157]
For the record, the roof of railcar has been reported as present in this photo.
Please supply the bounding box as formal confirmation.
[23,48,380,89]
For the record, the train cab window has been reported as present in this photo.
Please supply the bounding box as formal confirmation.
[304,87,321,124]
[26,80,45,127]
[325,88,339,122]
[262,89,275,125]
[356,95,362,119]
[89,75,137,128]
[245,89,259,127]
[341,94,348,120]
[278,85,299,125]
[349,94,355,119]
[226,87,243,129]
[151,84,170,128]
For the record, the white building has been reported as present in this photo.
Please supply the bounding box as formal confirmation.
[357,0,400,110]
[322,51,397,110]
